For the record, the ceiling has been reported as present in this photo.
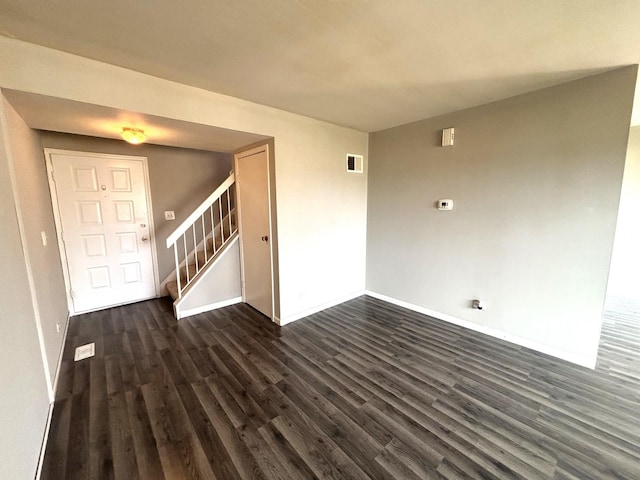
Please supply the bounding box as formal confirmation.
[1,0,640,132]
[3,90,269,152]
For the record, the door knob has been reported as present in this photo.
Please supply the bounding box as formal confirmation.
[261,236,269,242]
[141,236,149,242]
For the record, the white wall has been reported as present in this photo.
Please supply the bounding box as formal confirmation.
[0,93,52,480]
[0,38,369,324]
[366,67,637,368]
[607,126,640,300]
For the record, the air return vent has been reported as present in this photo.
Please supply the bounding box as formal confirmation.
[346,154,363,173]
[74,343,95,361]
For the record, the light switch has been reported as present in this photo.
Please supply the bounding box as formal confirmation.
[164,211,176,220]
[437,199,454,210]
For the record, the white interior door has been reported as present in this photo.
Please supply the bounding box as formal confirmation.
[47,151,157,313]
[236,147,274,318]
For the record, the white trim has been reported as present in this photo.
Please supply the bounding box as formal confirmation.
[178,296,243,319]
[44,149,160,315]
[51,310,71,400]
[44,151,73,313]
[141,155,161,299]
[234,143,276,321]
[35,401,55,480]
[365,290,596,369]
[278,290,365,326]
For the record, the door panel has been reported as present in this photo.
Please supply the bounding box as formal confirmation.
[236,148,273,318]
[50,152,156,313]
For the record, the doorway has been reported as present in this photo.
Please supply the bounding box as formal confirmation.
[46,149,159,314]
[235,144,276,320]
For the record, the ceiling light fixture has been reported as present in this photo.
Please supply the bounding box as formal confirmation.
[121,127,147,145]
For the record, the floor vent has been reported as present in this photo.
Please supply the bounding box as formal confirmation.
[346,154,364,173]
[74,343,95,361]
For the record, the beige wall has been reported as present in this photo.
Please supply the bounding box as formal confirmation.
[0,38,369,323]
[39,132,232,281]
[366,67,637,367]
[0,94,52,480]
[608,126,640,299]
[179,240,242,315]
[2,99,69,387]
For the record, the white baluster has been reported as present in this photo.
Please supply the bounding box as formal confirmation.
[219,196,225,244]
[192,223,198,276]
[214,202,216,256]
[227,188,232,237]
[183,234,189,283]
[174,243,181,298]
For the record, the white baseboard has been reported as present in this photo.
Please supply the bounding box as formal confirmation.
[278,290,365,326]
[51,310,71,402]
[365,290,596,369]
[38,308,73,478]
[178,296,242,319]
[35,401,55,480]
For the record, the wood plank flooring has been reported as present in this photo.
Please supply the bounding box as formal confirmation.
[41,295,640,479]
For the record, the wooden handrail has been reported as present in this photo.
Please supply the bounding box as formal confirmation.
[166,173,235,248]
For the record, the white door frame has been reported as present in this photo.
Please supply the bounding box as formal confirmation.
[234,143,276,321]
[45,148,160,315]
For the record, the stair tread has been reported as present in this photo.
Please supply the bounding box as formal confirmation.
[166,280,179,301]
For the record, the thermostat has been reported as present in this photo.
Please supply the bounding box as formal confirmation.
[442,127,455,147]
[437,199,454,210]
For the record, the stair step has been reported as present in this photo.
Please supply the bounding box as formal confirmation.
[179,263,198,282]
[166,280,179,301]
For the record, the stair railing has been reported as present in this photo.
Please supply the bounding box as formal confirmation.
[166,173,237,299]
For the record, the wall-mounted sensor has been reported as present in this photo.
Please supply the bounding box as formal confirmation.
[346,154,363,173]
[442,127,455,147]
[437,199,454,210]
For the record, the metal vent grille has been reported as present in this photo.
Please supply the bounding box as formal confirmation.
[74,343,95,361]
[346,154,363,173]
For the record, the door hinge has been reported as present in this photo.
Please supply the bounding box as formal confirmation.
[70,289,75,299]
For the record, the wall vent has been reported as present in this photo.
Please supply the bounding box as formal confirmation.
[74,343,95,361]
[346,154,363,173]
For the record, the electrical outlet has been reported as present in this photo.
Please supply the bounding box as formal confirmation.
[472,299,486,310]
[164,211,176,220]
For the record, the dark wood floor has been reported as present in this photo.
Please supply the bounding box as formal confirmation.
[41,295,640,479]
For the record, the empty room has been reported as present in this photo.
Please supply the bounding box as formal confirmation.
[1,1,639,479]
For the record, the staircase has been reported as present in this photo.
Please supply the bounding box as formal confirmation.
[165,173,240,318]
[165,216,236,300]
